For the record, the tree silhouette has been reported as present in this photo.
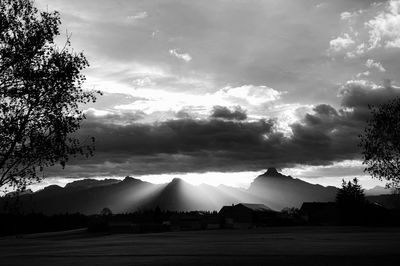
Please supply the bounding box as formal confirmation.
[336,178,366,224]
[0,0,100,192]
[336,178,365,207]
[360,98,400,190]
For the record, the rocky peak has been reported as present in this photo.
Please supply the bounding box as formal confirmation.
[255,167,290,180]
[265,167,280,176]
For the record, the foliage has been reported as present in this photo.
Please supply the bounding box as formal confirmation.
[360,98,400,189]
[0,0,100,191]
[336,178,365,207]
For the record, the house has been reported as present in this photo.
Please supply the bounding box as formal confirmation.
[219,203,278,228]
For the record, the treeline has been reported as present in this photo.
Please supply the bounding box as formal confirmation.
[0,209,218,236]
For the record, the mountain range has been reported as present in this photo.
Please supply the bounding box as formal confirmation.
[0,168,391,215]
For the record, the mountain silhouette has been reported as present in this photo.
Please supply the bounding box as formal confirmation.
[1,177,161,214]
[263,167,282,177]
[248,168,338,210]
[1,168,340,214]
[65,178,120,190]
[364,186,392,196]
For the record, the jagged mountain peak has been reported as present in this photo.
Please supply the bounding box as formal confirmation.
[258,167,290,179]
[265,167,280,176]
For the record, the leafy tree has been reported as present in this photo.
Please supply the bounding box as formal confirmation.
[0,0,100,192]
[336,178,365,207]
[359,98,400,190]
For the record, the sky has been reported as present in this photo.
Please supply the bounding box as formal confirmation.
[32,0,400,189]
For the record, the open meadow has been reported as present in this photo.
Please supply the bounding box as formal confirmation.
[1,226,400,266]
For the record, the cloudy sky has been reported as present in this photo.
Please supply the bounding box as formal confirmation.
[33,0,400,189]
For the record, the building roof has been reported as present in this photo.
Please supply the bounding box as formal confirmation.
[238,203,274,212]
[219,203,276,213]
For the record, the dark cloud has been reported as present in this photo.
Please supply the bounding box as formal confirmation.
[289,104,361,165]
[81,118,274,155]
[57,111,357,177]
[340,81,400,109]
[51,118,277,177]
[339,81,400,122]
[210,106,247,121]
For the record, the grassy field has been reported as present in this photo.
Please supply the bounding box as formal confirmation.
[1,226,400,265]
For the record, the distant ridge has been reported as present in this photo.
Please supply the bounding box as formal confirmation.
[65,178,120,190]
[365,186,392,196]
[1,168,340,214]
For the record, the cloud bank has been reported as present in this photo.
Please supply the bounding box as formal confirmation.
[46,81,400,178]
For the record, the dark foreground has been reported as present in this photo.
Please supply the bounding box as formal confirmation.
[1,227,400,266]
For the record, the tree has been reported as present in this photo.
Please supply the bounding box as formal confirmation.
[336,178,365,207]
[359,98,400,190]
[0,0,100,192]
[336,178,366,224]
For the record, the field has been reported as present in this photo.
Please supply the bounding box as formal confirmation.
[1,226,400,266]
